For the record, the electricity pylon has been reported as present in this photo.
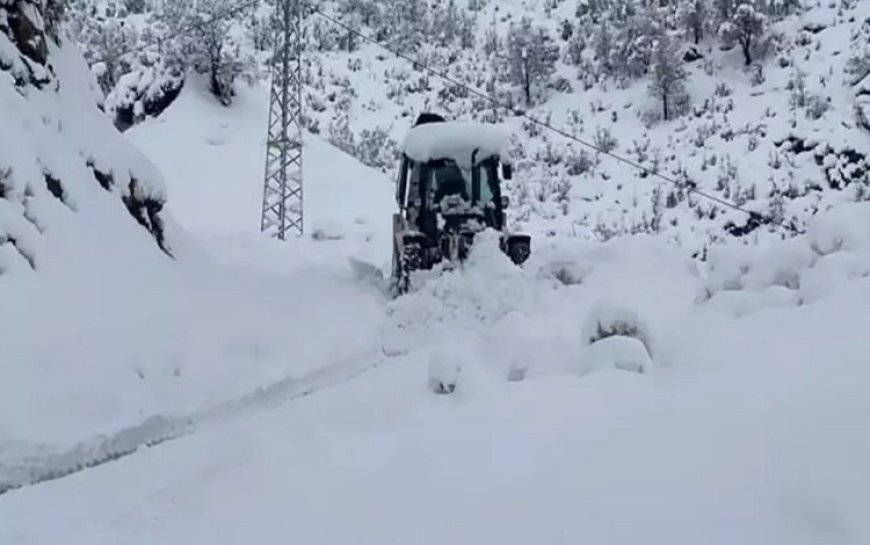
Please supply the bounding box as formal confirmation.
[260,0,304,239]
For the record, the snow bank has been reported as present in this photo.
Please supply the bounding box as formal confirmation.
[402,120,510,167]
[702,202,870,307]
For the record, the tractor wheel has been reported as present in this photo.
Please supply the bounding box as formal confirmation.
[390,239,423,297]
[390,239,408,297]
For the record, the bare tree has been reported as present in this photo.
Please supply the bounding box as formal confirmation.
[647,36,688,121]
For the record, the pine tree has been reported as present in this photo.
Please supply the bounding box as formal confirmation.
[647,35,688,121]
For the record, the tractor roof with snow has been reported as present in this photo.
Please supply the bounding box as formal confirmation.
[401,116,512,169]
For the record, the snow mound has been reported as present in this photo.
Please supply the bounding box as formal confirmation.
[704,240,814,294]
[428,350,462,394]
[582,299,655,357]
[702,202,870,306]
[394,230,533,322]
[704,285,801,318]
[806,202,870,256]
[402,120,510,167]
[583,335,653,374]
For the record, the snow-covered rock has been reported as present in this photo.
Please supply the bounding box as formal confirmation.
[428,350,462,394]
[582,334,653,374]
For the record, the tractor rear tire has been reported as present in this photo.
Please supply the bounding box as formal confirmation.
[390,239,424,297]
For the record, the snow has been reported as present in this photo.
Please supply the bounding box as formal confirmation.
[5,2,870,543]
[4,249,870,543]
[0,45,394,455]
[402,119,511,167]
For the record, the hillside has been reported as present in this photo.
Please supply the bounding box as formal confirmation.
[0,1,390,474]
[67,0,870,254]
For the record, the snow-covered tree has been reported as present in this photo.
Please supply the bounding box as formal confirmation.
[505,17,559,106]
[610,13,663,81]
[68,5,139,95]
[431,0,461,47]
[719,3,767,66]
[712,0,737,23]
[677,0,707,44]
[647,35,689,121]
[339,0,384,27]
[384,0,429,53]
[154,0,260,105]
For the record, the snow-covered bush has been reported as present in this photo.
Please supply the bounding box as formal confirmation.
[581,300,655,369]
[355,127,400,173]
[593,126,619,152]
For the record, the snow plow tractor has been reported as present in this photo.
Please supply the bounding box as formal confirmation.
[390,113,531,296]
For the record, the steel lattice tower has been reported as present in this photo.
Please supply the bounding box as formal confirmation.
[260,0,304,239]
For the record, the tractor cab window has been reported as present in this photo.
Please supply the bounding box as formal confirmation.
[430,159,472,204]
[425,157,502,211]
[478,161,500,207]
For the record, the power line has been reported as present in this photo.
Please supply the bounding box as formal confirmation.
[311,8,802,237]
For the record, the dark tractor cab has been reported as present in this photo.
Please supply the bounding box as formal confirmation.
[390,113,531,295]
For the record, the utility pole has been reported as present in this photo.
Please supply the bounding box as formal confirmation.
[260,0,304,239]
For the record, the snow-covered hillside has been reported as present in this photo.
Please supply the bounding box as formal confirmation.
[0,2,392,477]
[66,0,870,254]
[305,0,870,253]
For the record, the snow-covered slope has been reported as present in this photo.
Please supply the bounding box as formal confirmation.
[306,0,870,253]
[124,77,394,266]
[66,0,870,252]
[0,10,393,465]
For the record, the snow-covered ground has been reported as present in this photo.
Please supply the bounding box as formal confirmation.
[4,225,870,544]
[5,6,870,541]
[0,75,394,460]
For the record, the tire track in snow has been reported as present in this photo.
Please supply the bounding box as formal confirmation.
[0,347,390,496]
[0,257,468,497]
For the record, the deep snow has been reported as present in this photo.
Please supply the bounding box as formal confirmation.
[4,233,870,543]
[5,11,870,543]
[0,75,394,455]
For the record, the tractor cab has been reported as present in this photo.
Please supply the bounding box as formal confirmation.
[390,113,531,295]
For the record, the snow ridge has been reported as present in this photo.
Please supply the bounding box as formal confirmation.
[0,344,389,496]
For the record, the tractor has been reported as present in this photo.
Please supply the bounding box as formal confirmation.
[390,113,531,296]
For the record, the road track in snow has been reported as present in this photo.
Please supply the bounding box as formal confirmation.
[0,347,393,497]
